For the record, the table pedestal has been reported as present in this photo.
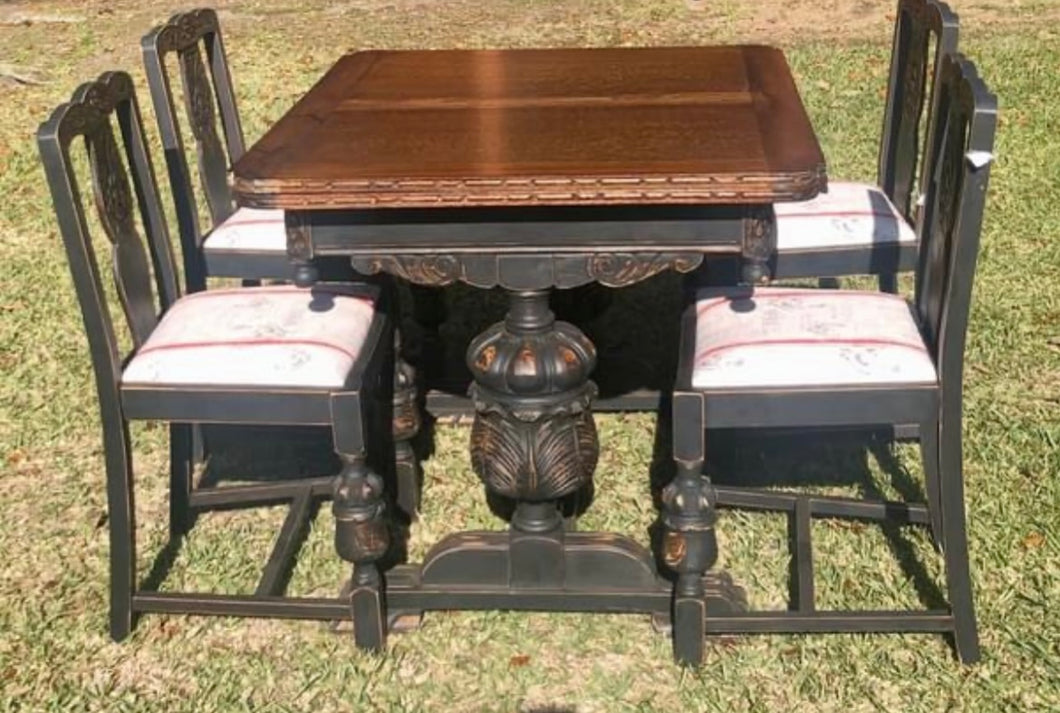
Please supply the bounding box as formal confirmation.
[333,287,745,664]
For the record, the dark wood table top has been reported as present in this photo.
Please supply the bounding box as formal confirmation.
[233,46,826,210]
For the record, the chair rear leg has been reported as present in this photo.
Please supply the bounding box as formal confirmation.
[392,358,422,521]
[169,423,194,538]
[104,421,137,641]
[918,419,944,551]
[939,420,981,663]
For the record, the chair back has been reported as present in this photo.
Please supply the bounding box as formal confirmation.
[877,0,959,221]
[37,72,180,405]
[913,54,996,393]
[142,8,245,291]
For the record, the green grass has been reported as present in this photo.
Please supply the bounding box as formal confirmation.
[2,2,1060,711]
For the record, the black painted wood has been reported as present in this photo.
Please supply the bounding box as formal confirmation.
[141,8,247,290]
[671,54,997,663]
[771,0,960,285]
[37,72,391,646]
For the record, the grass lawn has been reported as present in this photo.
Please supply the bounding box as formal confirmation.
[2,1,1059,710]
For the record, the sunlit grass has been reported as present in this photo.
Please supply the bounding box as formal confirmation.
[1,2,1059,711]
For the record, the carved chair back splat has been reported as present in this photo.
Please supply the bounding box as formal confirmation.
[879,0,960,222]
[142,8,246,290]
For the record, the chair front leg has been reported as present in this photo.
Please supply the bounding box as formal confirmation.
[661,460,718,666]
[330,390,390,652]
[664,392,717,665]
[333,452,389,652]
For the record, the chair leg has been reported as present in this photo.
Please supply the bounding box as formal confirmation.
[878,272,899,294]
[333,452,389,652]
[939,419,981,663]
[392,346,422,521]
[190,423,206,467]
[169,423,194,538]
[919,419,944,551]
[104,420,137,641]
[661,460,718,666]
[408,284,446,381]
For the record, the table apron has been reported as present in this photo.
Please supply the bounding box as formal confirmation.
[286,208,767,290]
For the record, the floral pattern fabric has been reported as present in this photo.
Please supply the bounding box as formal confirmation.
[691,287,937,389]
[122,286,376,388]
[203,207,286,253]
[774,181,917,250]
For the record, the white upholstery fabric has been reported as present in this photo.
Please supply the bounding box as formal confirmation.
[774,181,917,250]
[691,287,937,390]
[203,207,286,253]
[122,286,376,389]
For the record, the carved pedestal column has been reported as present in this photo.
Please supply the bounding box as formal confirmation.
[467,290,599,580]
[661,461,718,665]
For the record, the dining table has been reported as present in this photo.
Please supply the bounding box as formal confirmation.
[232,44,827,664]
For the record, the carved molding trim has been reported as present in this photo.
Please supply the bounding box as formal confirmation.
[234,169,828,210]
[352,251,705,290]
[53,72,135,145]
[150,8,218,54]
[355,255,462,286]
[588,252,702,288]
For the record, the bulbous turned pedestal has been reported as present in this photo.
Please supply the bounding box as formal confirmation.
[467,290,599,502]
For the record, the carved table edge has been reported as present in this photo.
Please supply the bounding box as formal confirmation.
[235,168,828,210]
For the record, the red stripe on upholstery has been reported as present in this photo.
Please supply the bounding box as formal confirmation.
[695,290,905,320]
[695,336,927,366]
[136,337,358,361]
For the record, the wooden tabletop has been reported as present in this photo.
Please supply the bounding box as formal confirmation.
[233,46,826,210]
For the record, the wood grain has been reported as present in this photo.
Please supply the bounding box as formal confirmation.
[234,46,827,209]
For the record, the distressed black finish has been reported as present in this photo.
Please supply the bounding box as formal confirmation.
[221,43,835,663]
[144,10,423,519]
[467,290,599,502]
[670,54,996,663]
[37,72,393,644]
[771,0,959,286]
[141,9,249,289]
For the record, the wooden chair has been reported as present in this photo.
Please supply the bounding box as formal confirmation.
[37,71,397,649]
[663,54,995,664]
[768,0,959,288]
[142,9,427,520]
[141,8,344,288]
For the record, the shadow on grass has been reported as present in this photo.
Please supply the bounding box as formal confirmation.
[137,425,342,600]
[648,414,949,614]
